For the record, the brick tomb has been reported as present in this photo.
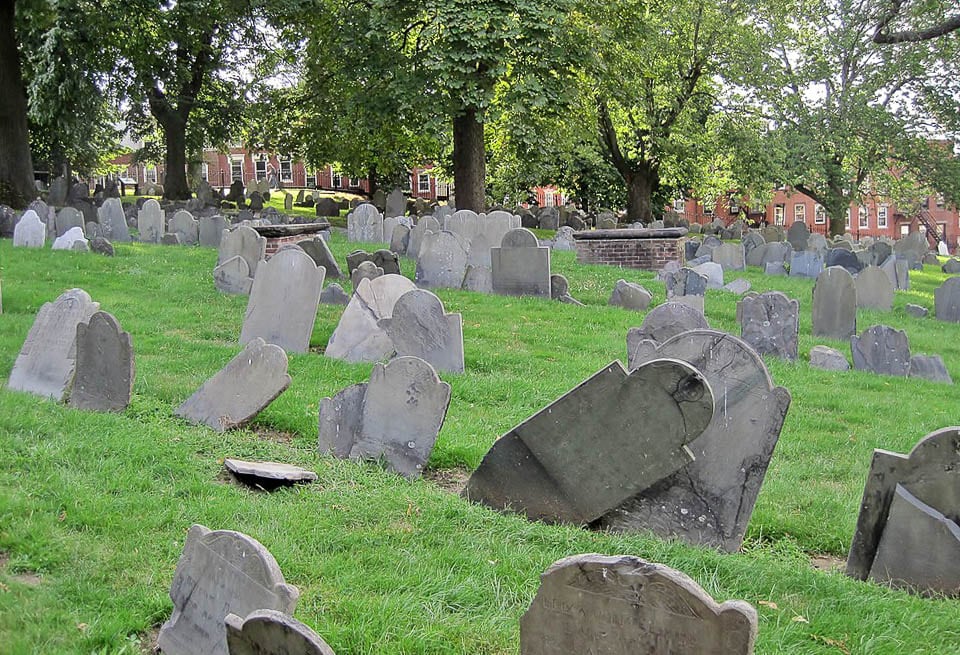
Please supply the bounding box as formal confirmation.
[573,227,687,271]
[252,222,332,256]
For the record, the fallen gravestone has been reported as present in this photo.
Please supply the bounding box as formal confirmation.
[851,325,910,376]
[162,233,182,246]
[934,277,960,322]
[225,610,336,655]
[627,302,709,348]
[942,259,960,274]
[520,554,757,655]
[325,275,417,363]
[491,228,551,297]
[157,524,300,655]
[855,265,894,311]
[608,279,652,311]
[68,312,133,411]
[379,289,464,373]
[175,338,291,431]
[13,210,45,247]
[224,459,318,491]
[809,345,849,371]
[723,278,752,295]
[550,274,583,305]
[908,354,953,384]
[812,266,857,339]
[737,291,799,360]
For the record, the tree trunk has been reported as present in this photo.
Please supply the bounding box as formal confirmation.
[367,165,378,198]
[160,116,191,200]
[625,165,658,223]
[0,0,36,208]
[452,108,486,212]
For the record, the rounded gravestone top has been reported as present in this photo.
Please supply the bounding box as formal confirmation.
[501,227,539,248]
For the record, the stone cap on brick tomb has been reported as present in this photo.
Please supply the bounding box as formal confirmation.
[574,227,689,240]
[251,222,331,238]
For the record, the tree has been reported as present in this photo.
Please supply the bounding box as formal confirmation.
[872,0,960,43]
[0,0,36,207]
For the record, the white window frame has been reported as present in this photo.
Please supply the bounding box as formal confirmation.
[672,198,685,212]
[794,203,805,223]
[306,169,317,188]
[702,203,714,216]
[255,158,268,180]
[859,206,868,229]
[418,172,431,193]
[846,209,852,229]
[230,157,243,182]
[280,158,293,182]
[774,205,785,226]
[200,162,209,182]
[544,191,555,206]
[878,205,888,228]
[146,166,158,183]
[815,205,826,224]
[332,172,342,188]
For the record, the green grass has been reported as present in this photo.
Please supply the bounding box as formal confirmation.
[1,236,959,654]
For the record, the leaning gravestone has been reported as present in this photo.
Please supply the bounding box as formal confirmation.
[169,210,200,245]
[13,210,45,247]
[175,338,291,431]
[199,215,227,248]
[463,359,714,525]
[97,198,130,242]
[390,224,410,256]
[415,230,469,289]
[68,312,134,412]
[8,289,100,400]
[54,206,84,237]
[137,199,165,243]
[379,289,464,373]
[608,279,652,311]
[225,610,336,655]
[613,330,791,551]
[298,237,342,278]
[520,554,757,655]
[325,275,417,363]
[347,203,383,242]
[846,427,960,597]
[319,356,451,479]
[491,228,551,297]
[855,265,895,311]
[626,302,709,350]
[665,267,708,299]
[851,325,910,376]
[934,277,960,323]
[812,266,857,339]
[737,291,799,360]
[214,256,253,295]
[908,354,953,384]
[218,225,267,279]
[240,247,325,353]
[157,524,300,655]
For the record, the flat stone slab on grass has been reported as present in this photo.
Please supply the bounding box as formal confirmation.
[175,338,291,432]
[224,459,318,491]
[69,311,134,412]
[520,554,757,655]
[225,610,336,655]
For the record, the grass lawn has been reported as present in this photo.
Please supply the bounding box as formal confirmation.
[0,234,958,654]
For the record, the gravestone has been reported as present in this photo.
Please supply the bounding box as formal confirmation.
[908,354,953,384]
[463,359,714,525]
[175,338,291,431]
[694,235,721,260]
[224,459,318,490]
[787,221,810,251]
[54,206,84,237]
[371,188,387,211]
[249,192,264,212]
[491,228,551,297]
[169,210,199,245]
[879,255,910,291]
[315,197,339,217]
[137,199,165,243]
[760,241,792,269]
[723,278,751,295]
[550,274,582,305]
[846,427,960,597]
[894,231,927,269]
[224,610,335,655]
[390,224,410,256]
[325,275,417,362]
[157,524,299,655]
[942,259,960,274]
[905,303,928,318]
[737,291,799,360]
[347,203,383,242]
[552,225,576,251]
[416,230,469,289]
[8,289,100,400]
[351,260,383,289]
[934,277,960,322]
[693,262,724,289]
[319,283,350,305]
[13,210,45,247]
[162,234,182,246]
[520,554,757,655]
[851,325,910,376]
[318,356,451,479]
[712,242,746,271]
[199,215,227,248]
[48,177,68,206]
[812,267,857,339]
[90,236,114,257]
[52,226,88,250]
[825,247,863,275]
[214,256,254,295]
[240,247,325,353]
[855,265,894,311]
[537,206,560,230]
[789,251,824,279]
[761,225,783,242]
[665,268,708,298]
[98,198,130,242]
[809,345,849,371]
[614,330,791,551]
[283,192,293,212]
[741,232,765,264]
[69,312,134,412]
[407,216,440,260]
[379,289,464,373]
[627,302,709,348]
[219,225,267,278]
[608,279,652,311]
[298,237,341,278]
[385,188,406,218]
[868,241,893,267]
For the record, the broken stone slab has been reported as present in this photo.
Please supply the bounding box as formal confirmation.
[627,302,709,349]
[549,274,583,305]
[809,345,849,371]
[175,338,291,432]
[908,354,953,384]
[463,359,714,525]
[325,275,417,363]
[68,311,134,412]
[379,289,464,374]
[851,325,910,376]
[608,279,652,311]
[225,610,336,655]
[224,459,318,490]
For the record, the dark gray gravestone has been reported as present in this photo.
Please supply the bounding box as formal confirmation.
[789,250,824,279]
[846,427,960,596]
[385,188,406,218]
[219,225,267,278]
[825,247,863,274]
[379,289,464,374]
[175,338,291,431]
[54,205,84,237]
[787,220,810,251]
[491,228,551,298]
[611,330,791,551]
[158,524,299,655]
[627,302,709,350]
[737,291,799,360]
[809,345,849,370]
[851,325,910,376]
[389,224,410,256]
[351,260,383,289]
[90,237,114,256]
[8,289,100,400]
[934,277,960,322]
[240,248,325,353]
[520,554,757,655]
[249,192,264,212]
[97,198,130,242]
[760,241,792,269]
[463,359,714,525]
[325,275,417,363]
[908,354,953,384]
[319,283,350,305]
[225,610,335,655]
[68,312,133,411]
[942,259,960,274]
[894,231,927,269]
[855,265,894,311]
[868,241,893,267]
[315,197,339,217]
[665,267,707,298]
[416,230,469,289]
[298,237,341,278]
[879,255,910,291]
[742,232,765,264]
[812,266,857,339]
[608,279,652,311]
[199,215,227,248]
[162,233,182,246]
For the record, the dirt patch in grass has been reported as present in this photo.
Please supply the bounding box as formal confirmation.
[423,467,471,494]
[0,550,42,587]
[139,625,161,654]
[250,426,298,444]
[810,553,846,572]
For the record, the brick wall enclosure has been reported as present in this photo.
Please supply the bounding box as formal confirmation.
[574,237,686,270]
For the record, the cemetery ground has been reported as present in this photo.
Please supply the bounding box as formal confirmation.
[1,235,959,654]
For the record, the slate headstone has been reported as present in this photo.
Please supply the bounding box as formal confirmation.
[406,216,440,260]
[319,283,350,305]
[224,610,335,655]
[905,303,928,318]
[491,228,551,297]
[787,221,810,251]
[325,275,417,362]
[608,279,652,311]
[812,266,857,339]
[934,277,960,322]
[13,210,45,247]
[627,302,709,349]
[219,225,267,278]
[169,210,199,245]
[54,206,84,237]
[390,224,410,256]
[855,265,894,311]
[809,345,849,371]
[851,325,910,376]
[379,289,464,373]
[214,256,253,295]
[737,291,799,360]
[351,260,383,289]
[385,188,406,218]
[789,250,824,279]
[199,215,227,248]
[98,198,130,242]
[137,199,165,243]
[908,354,953,384]
[416,230,469,290]
[297,237,340,278]
[347,203,383,242]
[68,311,133,412]
[712,242,745,271]
[223,459,318,490]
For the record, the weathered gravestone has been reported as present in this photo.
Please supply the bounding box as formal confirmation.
[385,188,406,218]
[199,215,227,248]
[879,255,910,291]
[491,228,551,298]
[786,220,810,251]
[789,250,824,279]
[298,237,342,278]
[157,524,300,655]
[54,206,84,237]
[608,279,652,311]
[48,176,68,206]
[613,330,791,551]
[809,344,850,371]
[712,242,746,271]
[627,302,709,349]
[249,192,264,212]
[319,283,350,305]
[347,203,383,242]
[846,427,960,597]
[934,277,960,322]
[908,354,953,384]
[240,247,325,353]
[218,225,267,279]
[351,260,383,289]
[665,268,707,301]
[8,289,100,400]
[137,199,165,243]
[325,275,417,363]
[737,291,799,360]
[318,356,451,479]
[175,338,291,431]
[283,192,293,212]
[68,311,133,412]
[812,266,857,339]
[894,231,928,270]
[379,289,464,373]
[463,359,714,525]
[761,225,784,242]
[97,198,130,242]
[225,610,336,655]
[407,216,440,260]
[90,236,114,257]
[693,262,724,289]
[520,554,757,655]
[389,224,410,256]
[851,325,910,376]
[214,256,254,295]
[13,210,45,247]
[52,226,88,250]
[416,230,469,289]
[760,241,792,270]
[314,197,339,217]
[169,210,199,245]
[942,259,960,274]
[346,248,400,276]
[855,265,894,311]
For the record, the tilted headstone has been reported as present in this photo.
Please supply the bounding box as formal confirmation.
[491,228,551,297]
[846,427,960,597]
[347,203,383,242]
[613,330,791,551]
[8,289,100,400]
[157,524,299,655]
[789,250,824,279]
[712,242,745,271]
[325,275,417,363]
[97,198,130,242]
[416,230,469,289]
[521,554,757,655]
[723,278,751,295]
[552,225,576,251]
[908,354,953,384]
[463,359,714,525]
[137,199,165,243]
[319,356,451,479]
[240,247,325,353]
[380,289,464,374]
[68,311,134,412]
[389,224,410,256]
[298,237,341,278]
[214,256,253,295]
[224,610,336,655]
[385,188,406,218]
[812,266,857,339]
[934,277,960,322]
[169,210,199,245]
[737,291,799,360]
[851,325,910,376]
[219,225,267,278]
[198,215,227,248]
[693,262,724,289]
[855,265,894,311]
[175,338,291,431]
[786,220,810,251]
[608,279,652,311]
[90,236,114,257]
[51,226,89,251]
[54,206,84,237]
[224,459,318,490]
[627,302,709,349]
[13,210,45,247]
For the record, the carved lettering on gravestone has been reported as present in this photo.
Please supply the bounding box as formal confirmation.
[463,359,714,525]
[225,610,336,655]
[175,338,291,432]
[812,266,857,339]
[416,230,469,289]
[8,289,100,400]
[157,524,299,655]
[737,291,799,360]
[13,210,45,247]
[850,325,910,376]
[379,289,465,373]
[325,275,417,363]
[521,554,757,655]
[491,228,551,298]
[69,312,134,412]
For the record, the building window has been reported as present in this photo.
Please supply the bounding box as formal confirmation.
[231,158,243,182]
[348,177,360,188]
[672,198,685,212]
[418,172,431,193]
[774,205,785,225]
[859,206,868,229]
[306,169,316,188]
[815,205,826,224]
[703,203,714,216]
[794,203,805,223]
[332,172,341,188]
[255,157,267,180]
[936,193,946,209]
[280,159,292,182]
[200,162,209,182]
[846,209,852,229]
[878,205,888,228]
[146,166,158,183]
[544,190,555,206]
